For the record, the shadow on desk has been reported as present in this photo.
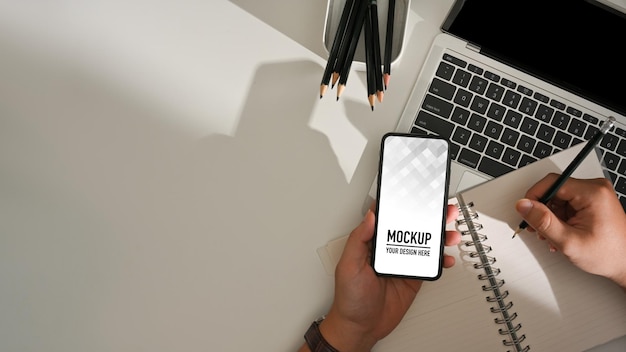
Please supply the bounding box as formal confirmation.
[195,60,384,350]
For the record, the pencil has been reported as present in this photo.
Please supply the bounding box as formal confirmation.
[369,0,384,102]
[383,0,395,90]
[332,0,364,89]
[320,0,357,98]
[512,116,616,238]
[336,0,368,101]
[364,5,376,110]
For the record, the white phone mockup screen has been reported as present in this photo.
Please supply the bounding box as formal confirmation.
[372,133,450,280]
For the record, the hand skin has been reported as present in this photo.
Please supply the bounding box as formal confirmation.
[516,174,626,289]
[299,204,462,352]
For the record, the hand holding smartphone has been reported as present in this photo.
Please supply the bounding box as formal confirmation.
[371,133,451,280]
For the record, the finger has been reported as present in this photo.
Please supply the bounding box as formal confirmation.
[516,198,568,247]
[442,254,456,268]
[341,210,376,264]
[444,230,461,247]
[446,204,459,225]
[524,173,561,200]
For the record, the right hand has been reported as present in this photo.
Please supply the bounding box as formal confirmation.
[515,174,626,289]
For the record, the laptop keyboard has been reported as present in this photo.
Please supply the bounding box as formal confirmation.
[411,53,626,211]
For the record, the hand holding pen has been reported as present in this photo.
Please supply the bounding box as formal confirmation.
[512,116,616,238]
[514,175,626,289]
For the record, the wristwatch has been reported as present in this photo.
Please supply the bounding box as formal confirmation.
[304,316,339,352]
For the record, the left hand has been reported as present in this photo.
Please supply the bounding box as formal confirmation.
[318,204,462,351]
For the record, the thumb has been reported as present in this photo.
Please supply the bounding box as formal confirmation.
[515,199,567,246]
[341,210,376,264]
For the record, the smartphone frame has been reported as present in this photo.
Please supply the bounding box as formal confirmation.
[371,132,451,280]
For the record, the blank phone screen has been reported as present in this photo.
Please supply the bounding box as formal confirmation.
[372,134,450,280]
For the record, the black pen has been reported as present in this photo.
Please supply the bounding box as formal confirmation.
[512,116,616,238]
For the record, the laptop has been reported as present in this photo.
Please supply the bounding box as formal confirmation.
[366,0,626,212]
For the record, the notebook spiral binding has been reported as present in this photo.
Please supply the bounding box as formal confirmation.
[456,199,530,352]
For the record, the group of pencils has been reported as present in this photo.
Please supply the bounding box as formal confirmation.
[320,0,396,111]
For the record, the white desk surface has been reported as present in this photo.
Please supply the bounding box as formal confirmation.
[1,1,624,351]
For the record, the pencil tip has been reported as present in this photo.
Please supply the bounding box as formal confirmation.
[320,84,328,99]
[383,74,390,90]
[371,106,374,111]
[512,227,522,239]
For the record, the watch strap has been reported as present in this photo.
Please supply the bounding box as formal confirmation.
[304,319,339,352]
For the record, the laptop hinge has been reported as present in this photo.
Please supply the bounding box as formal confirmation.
[466,43,481,53]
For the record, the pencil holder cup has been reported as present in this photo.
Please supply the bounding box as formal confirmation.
[323,0,411,71]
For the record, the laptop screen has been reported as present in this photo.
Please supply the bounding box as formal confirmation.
[442,0,626,117]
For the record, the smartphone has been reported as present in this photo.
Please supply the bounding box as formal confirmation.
[371,133,451,280]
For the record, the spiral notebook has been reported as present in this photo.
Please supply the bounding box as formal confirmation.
[318,143,626,351]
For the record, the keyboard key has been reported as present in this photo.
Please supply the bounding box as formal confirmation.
[616,177,626,196]
[501,128,520,146]
[452,69,472,88]
[549,99,566,110]
[467,64,483,75]
[501,78,516,89]
[468,113,487,133]
[585,125,599,140]
[502,147,522,166]
[449,142,460,160]
[517,135,536,154]
[452,126,472,145]
[451,107,471,126]
[454,89,473,107]
[517,85,533,96]
[617,139,626,157]
[568,119,587,137]
[484,71,500,82]
[487,102,506,121]
[535,104,554,123]
[502,90,521,109]
[566,106,583,117]
[583,113,599,125]
[429,78,456,100]
[600,133,619,151]
[485,140,505,159]
[533,141,553,159]
[553,131,572,149]
[411,126,428,135]
[537,124,556,143]
[603,151,620,171]
[435,62,455,81]
[533,92,549,103]
[519,154,538,167]
[469,134,488,153]
[520,117,539,135]
[470,96,489,114]
[503,110,522,128]
[484,121,503,139]
[415,111,454,138]
[485,83,505,102]
[468,76,488,95]
[458,148,480,168]
[443,53,466,68]
[422,94,453,118]
[478,156,514,177]
[519,97,538,115]
[551,111,570,130]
